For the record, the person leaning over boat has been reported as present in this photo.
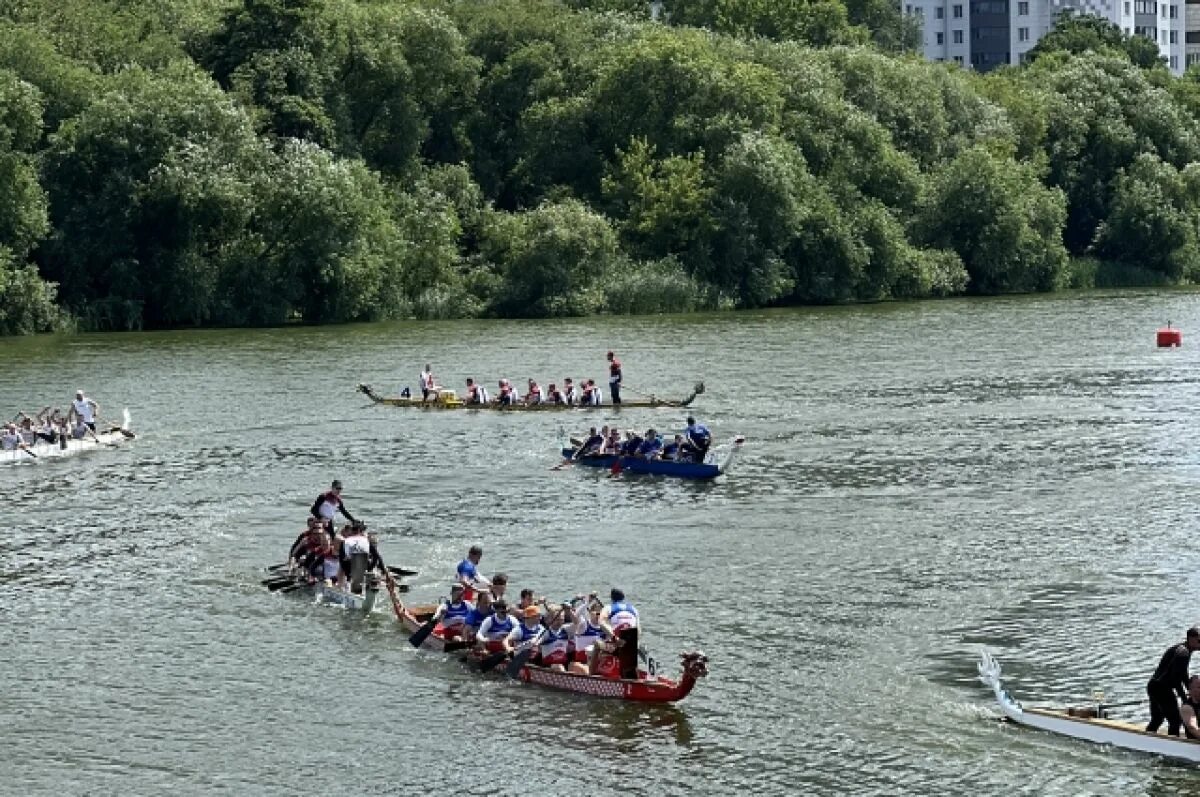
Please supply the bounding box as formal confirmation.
[1146,627,1200,736]
[475,600,519,654]
[456,545,491,601]
[310,480,357,536]
[342,521,372,595]
[600,589,640,680]
[682,416,712,462]
[606,351,622,404]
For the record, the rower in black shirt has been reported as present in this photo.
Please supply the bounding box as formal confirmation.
[310,480,356,536]
[1146,627,1200,736]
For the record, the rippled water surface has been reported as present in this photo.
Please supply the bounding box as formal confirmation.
[6,292,1200,796]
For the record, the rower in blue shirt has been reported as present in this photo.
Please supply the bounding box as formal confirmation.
[635,429,663,460]
[581,427,604,455]
[456,545,491,601]
[683,415,711,462]
[662,433,683,461]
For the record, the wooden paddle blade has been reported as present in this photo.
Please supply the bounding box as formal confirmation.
[261,576,293,587]
[505,648,535,679]
[442,640,473,653]
[477,650,509,673]
[408,619,438,648]
[388,566,419,578]
[274,581,309,593]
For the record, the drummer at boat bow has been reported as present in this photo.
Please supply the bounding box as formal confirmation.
[311,480,357,534]
[1146,627,1200,736]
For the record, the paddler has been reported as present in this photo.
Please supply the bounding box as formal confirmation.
[662,434,684,461]
[1,423,26,451]
[517,605,546,648]
[568,595,608,673]
[429,584,475,641]
[635,429,663,460]
[1146,627,1200,735]
[580,427,604,456]
[599,588,640,680]
[310,480,357,537]
[547,383,565,405]
[456,545,491,600]
[606,351,622,404]
[342,520,372,595]
[463,591,494,643]
[525,379,544,405]
[475,599,519,654]
[488,572,509,602]
[497,379,517,406]
[288,517,323,567]
[537,610,571,671]
[465,378,489,405]
[563,378,578,405]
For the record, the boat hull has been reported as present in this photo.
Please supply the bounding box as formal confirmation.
[978,651,1200,765]
[561,449,721,479]
[358,382,703,411]
[1,428,133,465]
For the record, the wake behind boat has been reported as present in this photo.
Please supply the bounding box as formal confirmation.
[978,651,1200,765]
[2,409,134,465]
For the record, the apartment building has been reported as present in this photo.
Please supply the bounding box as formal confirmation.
[906,0,1188,74]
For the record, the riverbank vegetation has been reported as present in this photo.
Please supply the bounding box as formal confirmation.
[3,0,1200,333]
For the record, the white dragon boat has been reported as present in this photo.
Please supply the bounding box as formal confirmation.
[978,651,1200,765]
[1,410,134,465]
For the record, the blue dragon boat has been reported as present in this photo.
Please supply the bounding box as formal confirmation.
[559,436,744,480]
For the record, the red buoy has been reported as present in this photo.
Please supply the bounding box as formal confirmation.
[1157,322,1182,348]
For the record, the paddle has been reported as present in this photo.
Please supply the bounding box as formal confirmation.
[18,445,37,459]
[408,601,444,648]
[477,647,512,674]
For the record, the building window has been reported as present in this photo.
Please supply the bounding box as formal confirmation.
[953,55,964,64]
[1125,0,1131,12]
[1134,0,1156,13]
[1187,51,1200,65]
[953,3,963,17]
[1187,30,1200,42]
[1134,25,1158,38]
[906,4,912,12]
[1018,0,1029,11]
[953,28,964,42]
[1162,3,1167,15]
[1171,55,1179,68]
[1018,26,1029,40]
[936,6,945,17]
[937,31,945,43]
[1171,30,1178,42]
[1170,3,1178,16]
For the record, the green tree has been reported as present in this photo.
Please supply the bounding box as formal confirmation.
[1027,12,1164,70]
[916,145,1068,293]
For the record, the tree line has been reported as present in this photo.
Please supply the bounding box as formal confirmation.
[1,0,1199,334]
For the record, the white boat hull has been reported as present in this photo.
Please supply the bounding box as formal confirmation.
[1,428,131,464]
[978,651,1200,765]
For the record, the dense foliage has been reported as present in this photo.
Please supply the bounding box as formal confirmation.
[0,1,1198,332]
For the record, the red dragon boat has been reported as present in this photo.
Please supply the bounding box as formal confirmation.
[398,603,708,703]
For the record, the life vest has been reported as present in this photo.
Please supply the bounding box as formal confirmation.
[441,600,473,629]
[608,601,638,632]
[574,618,606,652]
[343,533,370,556]
[539,627,570,665]
[609,358,622,383]
[518,622,542,643]
[480,614,515,641]
[478,386,490,402]
[527,385,543,403]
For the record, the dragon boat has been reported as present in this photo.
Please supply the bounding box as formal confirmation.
[262,564,418,614]
[357,382,704,411]
[978,651,1200,765]
[2,410,135,465]
[398,603,708,703]
[560,435,745,480]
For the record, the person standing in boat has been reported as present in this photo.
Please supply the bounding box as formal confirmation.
[682,416,712,462]
[600,589,640,680]
[69,390,99,433]
[1146,627,1200,736]
[310,480,357,537]
[456,545,491,600]
[607,351,622,404]
[419,364,440,402]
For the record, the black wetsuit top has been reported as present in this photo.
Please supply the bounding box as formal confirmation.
[1148,643,1192,699]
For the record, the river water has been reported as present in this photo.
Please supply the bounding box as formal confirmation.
[4,291,1200,796]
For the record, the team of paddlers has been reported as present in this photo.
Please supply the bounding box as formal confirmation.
[3,390,104,451]
[411,351,626,406]
[571,415,712,463]
[287,481,645,682]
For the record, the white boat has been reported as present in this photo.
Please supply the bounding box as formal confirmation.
[1,410,135,465]
[978,651,1200,765]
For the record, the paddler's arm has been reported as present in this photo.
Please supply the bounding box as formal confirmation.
[309,495,323,518]
[338,501,357,523]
